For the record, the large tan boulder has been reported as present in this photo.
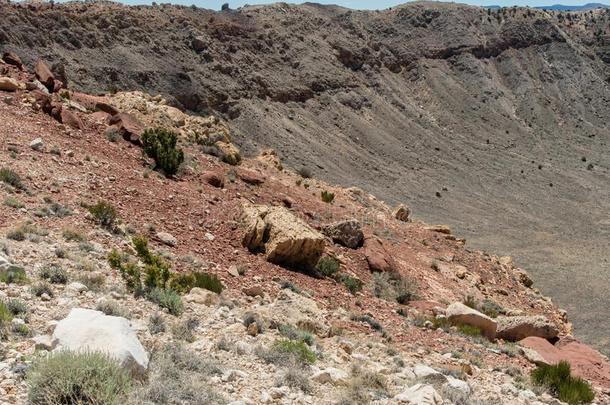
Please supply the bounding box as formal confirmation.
[446,302,497,339]
[0,77,20,92]
[242,204,325,267]
[496,315,558,342]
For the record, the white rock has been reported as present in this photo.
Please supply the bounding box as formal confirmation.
[30,138,44,151]
[205,232,215,241]
[66,282,88,294]
[156,232,177,247]
[52,308,149,376]
[0,255,11,270]
[394,384,443,404]
[445,376,471,395]
[260,391,272,403]
[413,365,439,378]
[184,287,220,307]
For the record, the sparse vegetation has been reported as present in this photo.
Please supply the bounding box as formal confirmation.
[128,343,224,404]
[6,299,27,318]
[27,351,131,405]
[372,272,417,305]
[148,313,166,335]
[351,314,384,334]
[457,324,482,337]
[39,265,69,284]
[172,317,199,342]
[141,127,185,177]
[88,200,118,229]
[4,196,24,208]
[31,281,54,298]
[257,339,317,366]
[77,273,106,292]
[341,274,363,294]
[321,190,335,203]
[531,361,594,405]
[0,265,28,284]
[278,324,315,346]
[0,167,24,190]
[169,271,224,294]
[148,287,183,316]
[277,366,312,393]
[96,300,130,318]
[316,255,340,278]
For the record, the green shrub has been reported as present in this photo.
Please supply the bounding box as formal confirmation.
[316,256,340,278]
[340,274,363,294]
[0,167,24,190]
[4,197,24,208]
[6,227,26,241]
[27,351,131,405]
[457,324,482,337]
[0,266,28,284]
[260,339,317,366]
[96,300,130,318]
[278,324,315,346]
[13,323,31,337]
[141,128,184,177]
[31,282,54,298]
[6,299,27,318]
[531,361,594,404]
[0,301,13,326]
[148,288,183,316]
[39,265,69,284]
[170,271,224,294]
[88,200,118,229]
[321,190,335,203]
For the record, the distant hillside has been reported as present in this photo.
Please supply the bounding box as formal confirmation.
[536,3,610,10]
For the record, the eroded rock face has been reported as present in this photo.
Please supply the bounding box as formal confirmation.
[496,315,558,342]
[241,204,325,267]
[52,308,149,377]
[446,302,497,339]
[108,112,144,144]
[363,235,396,272]
[34,60,55,92]
[2,51,23,69]
[322,219,364,249]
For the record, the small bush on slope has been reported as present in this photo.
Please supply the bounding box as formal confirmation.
[141,128,184,177]
[531,361,594,405]
[88,200,118,229]
[27,351,131,405]
[0,167,25,190]
[128,343,224,405]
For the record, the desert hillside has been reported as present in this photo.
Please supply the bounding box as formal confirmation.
[0,42,610,404]
[0,1,608,355]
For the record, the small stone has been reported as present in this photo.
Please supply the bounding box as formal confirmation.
[32,335,58,351]
[242,285,264,297]
[156,232,177,247]
[205,232,215,241]
[247,322,259,336]
[40,293,51,301]
[67,282,88,294]
[30,138,44,151]
[227,265,240,277]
